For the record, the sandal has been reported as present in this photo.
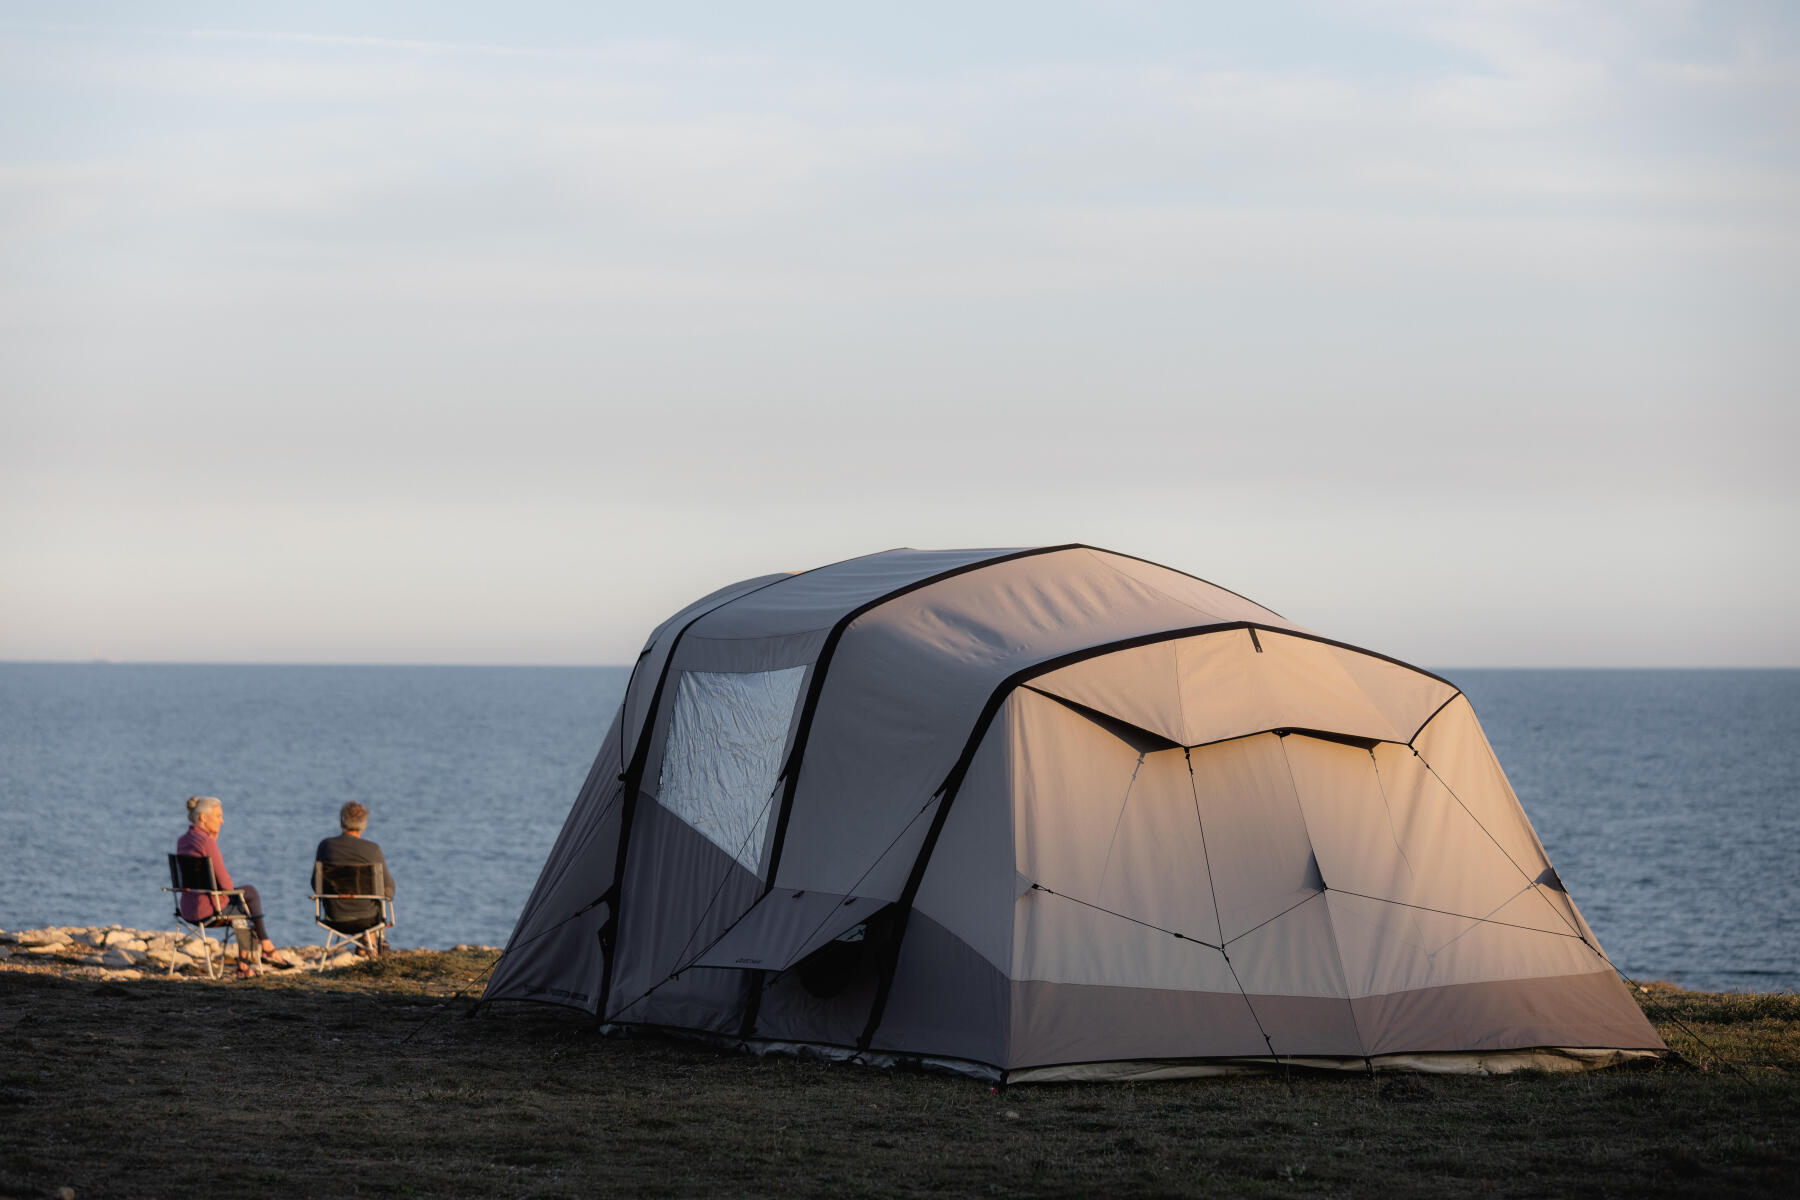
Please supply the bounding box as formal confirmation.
[235,960,260,979]
[261,950,298,970]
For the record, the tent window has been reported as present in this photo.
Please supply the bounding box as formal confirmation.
[656,666,807,874]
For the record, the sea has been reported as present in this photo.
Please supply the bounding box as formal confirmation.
[0,664,1794,993]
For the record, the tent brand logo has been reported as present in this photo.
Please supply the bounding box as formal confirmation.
[522,984,589,1003]
[734,956,765,965]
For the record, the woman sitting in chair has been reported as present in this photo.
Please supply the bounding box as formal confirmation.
[176,795,296,976]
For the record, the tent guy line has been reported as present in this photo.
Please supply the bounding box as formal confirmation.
[1179,742,1284,1064]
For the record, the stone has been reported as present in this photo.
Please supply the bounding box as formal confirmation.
[324,952,358,969]
[16,929,65,946]
[180,938,210,957]
[0,945,11,960]
[102,930,137,947]
[145,934,177,951]
[101,947,141,968]
[111,970,143,982]
[73,931,107,948]
[26,945,64,956]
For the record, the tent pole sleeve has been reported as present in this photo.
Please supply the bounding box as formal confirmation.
[737,544,1085,1039]
[759,544,1085,891]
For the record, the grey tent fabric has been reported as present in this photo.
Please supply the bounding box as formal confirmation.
[484,545,1663,1081]
[690,891,884,971]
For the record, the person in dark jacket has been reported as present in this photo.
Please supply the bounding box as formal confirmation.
[313,801,396,955]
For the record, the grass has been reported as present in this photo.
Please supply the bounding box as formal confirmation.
[1,953,1795,1198]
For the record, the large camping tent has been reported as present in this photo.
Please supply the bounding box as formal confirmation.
[485,545,1663,1081]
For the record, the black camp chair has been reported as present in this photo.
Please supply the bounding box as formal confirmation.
[164,853,256,980]
[310,861,395,968]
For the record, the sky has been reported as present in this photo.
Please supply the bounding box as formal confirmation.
[1,1,1795,667]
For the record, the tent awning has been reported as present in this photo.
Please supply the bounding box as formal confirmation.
[692,890,886,971]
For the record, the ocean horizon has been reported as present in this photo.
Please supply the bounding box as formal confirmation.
[1,662,1794,993]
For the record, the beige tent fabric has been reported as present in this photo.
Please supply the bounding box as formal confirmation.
[1031,628,1459,748]
[1002,628,1657,1066]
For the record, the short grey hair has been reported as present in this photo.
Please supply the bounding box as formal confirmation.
[186,795,221,825]
[339,801,369,832]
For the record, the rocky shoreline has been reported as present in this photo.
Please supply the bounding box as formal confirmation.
[0,924,498,980]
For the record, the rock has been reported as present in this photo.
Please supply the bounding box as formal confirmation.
[145,933,177,951]
[101,947,141,968]
[0,945,11,960]
[58,1186,75,1200]
[324,952,358,969]
[180,938,210,957]
[17,929,65,946]
[73,931,107,948]
[26,945,64,956]
[144,948,192,970]
[111,970,143,982]
[102,931,140,948]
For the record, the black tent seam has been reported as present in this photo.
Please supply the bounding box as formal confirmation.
[1023,692,1397,755]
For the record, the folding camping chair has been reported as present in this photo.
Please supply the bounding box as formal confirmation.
[164,853,257,980]
[310,860,395,967]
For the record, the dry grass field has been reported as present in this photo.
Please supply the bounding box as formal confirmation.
[2,951,1795,1199]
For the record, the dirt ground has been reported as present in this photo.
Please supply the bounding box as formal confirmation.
[1,951,1795,1199]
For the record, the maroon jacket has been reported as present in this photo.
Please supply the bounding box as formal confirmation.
[175,826,234,921]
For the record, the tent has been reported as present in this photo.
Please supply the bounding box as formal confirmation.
[485,545,1663,1081]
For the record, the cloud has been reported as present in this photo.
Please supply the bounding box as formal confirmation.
[0,5,1794,662]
